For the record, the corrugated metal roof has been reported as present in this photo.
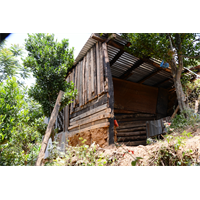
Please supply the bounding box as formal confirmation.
[73,33,173,89]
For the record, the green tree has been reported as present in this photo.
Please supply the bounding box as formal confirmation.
[121,33,200,112]
[23,33,76,117]
[0,77,45,165]
[0,41,30,84]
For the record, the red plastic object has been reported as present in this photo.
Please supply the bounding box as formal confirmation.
[114,119,119,127]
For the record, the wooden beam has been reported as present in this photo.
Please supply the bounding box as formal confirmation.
[118,135,147,142]
[70,108,111,126]
[110,50,124,67]
[70,104,107,123]
[120,59,144,79]
[117,131,146,137]
[138,69,161,84]
[102,42,115,145]
[105,33,117,43]
[35,90,64,166]
[69,112,111,130]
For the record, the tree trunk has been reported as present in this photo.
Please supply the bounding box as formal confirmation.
[174,77,187,112]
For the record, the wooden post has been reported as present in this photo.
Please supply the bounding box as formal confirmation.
[102,42,114,145]
[171,105,179,119]
[35,90,64,166]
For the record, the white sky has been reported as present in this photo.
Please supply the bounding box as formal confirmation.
[5,33,91,87]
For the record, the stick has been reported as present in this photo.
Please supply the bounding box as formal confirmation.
[35,90,64,166]
[171,105,179,119]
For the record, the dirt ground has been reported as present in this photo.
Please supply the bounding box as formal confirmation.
[102,127,200,166]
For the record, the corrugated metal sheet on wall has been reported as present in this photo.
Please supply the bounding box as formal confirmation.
[146,117,170,138]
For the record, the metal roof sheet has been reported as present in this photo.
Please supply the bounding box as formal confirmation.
[73,33,173,88]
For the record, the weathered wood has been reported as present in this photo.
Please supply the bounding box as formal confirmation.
[90,47,95,95]
[88,49,92,101]
[76,62,80,105]
[116,122,146,129]
[70,104,108,123]
[69,112,111,130]
[118,121,147,126]
[84,56,87,105]
[68,118,108,132]
[70,108,111,126]
[138,69,161,84]
[69,71,74,114]
[74,93,106,113]
[35,90,64,166]
[70,93,108,118]
[102,42,114,145]
[68,122,110,137]
[64,77,70,132]
[74,66,77,107]
[115,113,156,119]
[117,117,156,122]
[171,105,179,119]
[85,52,89,102]
[117,127,146,132]
[79,61,83,106]
[113,77,158,114]
[114,109,137,114]
[118,135,147,142]
[82,57,86,105]
[93,45,97,97]
[117,131,146,137]
[99,42,104,93]
[96,42,101,95]
[118,140,146,146]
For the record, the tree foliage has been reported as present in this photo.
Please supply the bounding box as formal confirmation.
[0,77,46,165]
[23,33,76,117]
[0,41,30,84]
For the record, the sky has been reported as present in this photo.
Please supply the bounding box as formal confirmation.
[5,33,91,87]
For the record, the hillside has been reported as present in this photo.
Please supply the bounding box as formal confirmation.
[44,124,200,166]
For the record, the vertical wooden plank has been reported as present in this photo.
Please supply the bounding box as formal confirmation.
[82,57,86,105]
[64,77,70,132]
[76,62,80,105]
[71,69,75,113]
[93,45,97,97]
[99,42,105,93]
[79,60,83,107]
[88,49,92,101]
[102,42,114,145]
[69,72,73,115]
[86,52,89,102]
[91,47,94,95]
[84,55,87,104]
[96,42,100,95]
[74,65,77,108]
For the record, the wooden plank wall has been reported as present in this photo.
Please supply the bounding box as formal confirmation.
[65,42,110,144]
[113,78,158,146]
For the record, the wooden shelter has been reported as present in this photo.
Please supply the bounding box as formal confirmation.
[55,33,178,148]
